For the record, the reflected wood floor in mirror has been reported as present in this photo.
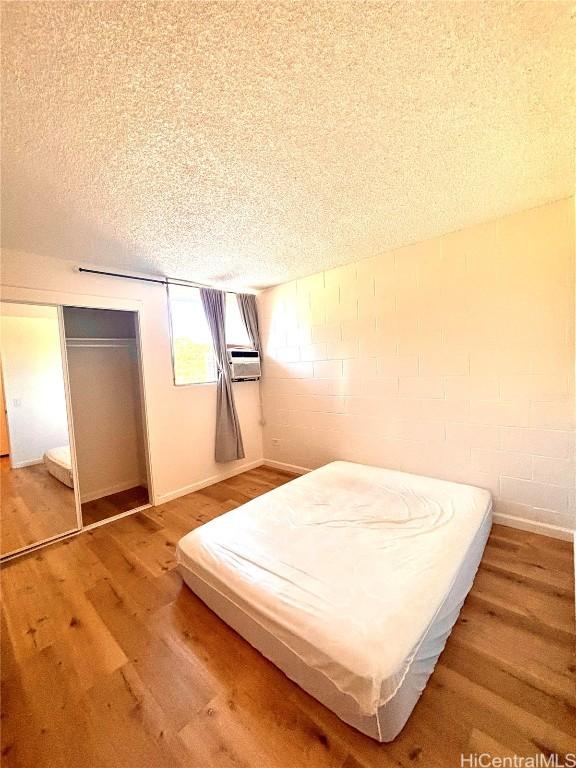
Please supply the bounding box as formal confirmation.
[81,485,150,527]
[1,466,574,767]
[0,456,78,557]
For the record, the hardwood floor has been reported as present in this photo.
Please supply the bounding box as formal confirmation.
[0,456,78,557]
[81,485,150,527]
[1,466,574,767]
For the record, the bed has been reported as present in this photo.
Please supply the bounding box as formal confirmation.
[176,460,492,741]
[43,445,74,488]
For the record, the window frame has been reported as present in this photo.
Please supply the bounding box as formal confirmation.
[167,284,217,387]
[167,285,254,388]
[224,292,253,351]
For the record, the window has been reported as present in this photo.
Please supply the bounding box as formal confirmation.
[168,285,216,385]
[168,285,252,386]
[225,292,251,348]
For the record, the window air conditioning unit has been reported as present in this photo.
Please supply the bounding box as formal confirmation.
[228,348,261,381]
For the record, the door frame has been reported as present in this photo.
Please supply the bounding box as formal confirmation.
[63,304,154,532]
[0,359,11,458]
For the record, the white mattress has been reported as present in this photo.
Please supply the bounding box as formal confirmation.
[43,445,74,488]
[177,461,492,741]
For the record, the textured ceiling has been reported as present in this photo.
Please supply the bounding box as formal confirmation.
[2,1,574,289]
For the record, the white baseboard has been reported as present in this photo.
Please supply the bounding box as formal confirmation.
[262,459,310,475]
[81,479,146,504]
[493,512,574,542]
[154,459,264,505]
[12,458,43,469]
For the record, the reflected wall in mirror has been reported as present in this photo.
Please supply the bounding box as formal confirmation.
[63,307,150,527]
[0,302,79,557]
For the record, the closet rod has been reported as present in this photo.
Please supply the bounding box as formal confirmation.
[77,267,250,293]
[67,343,133,348]
[66,337,136,347]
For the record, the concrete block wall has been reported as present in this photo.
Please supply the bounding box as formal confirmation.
[258,199,575,537]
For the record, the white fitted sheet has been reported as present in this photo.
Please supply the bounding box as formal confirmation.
[177,461,492,739]
[43,445,74,488]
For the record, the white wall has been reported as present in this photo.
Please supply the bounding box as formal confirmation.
[258,199,575,539]
[67,344,147,502]
[0,308,70,467]
[0,252,264,502]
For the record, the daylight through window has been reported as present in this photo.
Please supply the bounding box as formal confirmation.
[168,285,252,385]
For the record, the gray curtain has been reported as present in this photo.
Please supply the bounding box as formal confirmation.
[200,288,245,463]
[238,292,265,426]
[237,293,262,356]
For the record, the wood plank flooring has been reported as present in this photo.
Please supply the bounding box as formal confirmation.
[0,456,78,557]
[81,485,150,527]
[1,466,574,767]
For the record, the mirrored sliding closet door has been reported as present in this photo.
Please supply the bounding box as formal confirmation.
[62,307,150,527]
[0,302,81,558]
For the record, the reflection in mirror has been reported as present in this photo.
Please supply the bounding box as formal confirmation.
[0,302,79,557]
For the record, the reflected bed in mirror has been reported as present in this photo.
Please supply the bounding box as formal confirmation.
[43,445,74,487]
[0,302,80,557]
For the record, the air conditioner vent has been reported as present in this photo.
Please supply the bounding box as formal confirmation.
[227,348,261,381]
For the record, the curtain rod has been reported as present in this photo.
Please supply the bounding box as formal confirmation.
[77,267,251,293]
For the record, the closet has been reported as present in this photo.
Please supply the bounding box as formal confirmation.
[0,301,151,560]
[63,307,150,526]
